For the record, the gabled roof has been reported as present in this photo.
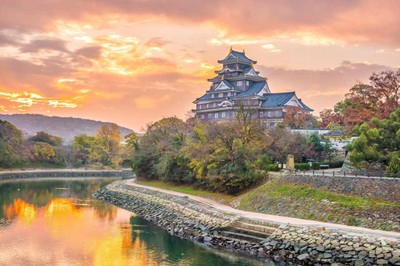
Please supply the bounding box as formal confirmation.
[261,92,296,108]
[217,80,234,90]
[235,81,267,98]
[218,49,257,64]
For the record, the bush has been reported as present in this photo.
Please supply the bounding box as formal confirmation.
[295,163,311,170]
[266,164,280,171]
[386,153,400,177]
[328,161,344,168]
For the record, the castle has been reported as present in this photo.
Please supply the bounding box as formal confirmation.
[193,49,312,128]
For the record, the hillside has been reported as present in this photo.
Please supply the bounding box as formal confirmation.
[0,114,134,144]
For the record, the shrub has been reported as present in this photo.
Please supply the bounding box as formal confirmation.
[295,163,311,170]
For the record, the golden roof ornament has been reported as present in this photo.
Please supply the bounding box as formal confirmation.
[243,49,245,54]
[230,46,233,52]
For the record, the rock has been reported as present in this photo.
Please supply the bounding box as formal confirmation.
[342,246,353,252]
[354,260,365,266]
[297,253,309,260]
[376,259,388,265]
[376,247,383,255]
[316,245,325,252]
[323,253,332,259]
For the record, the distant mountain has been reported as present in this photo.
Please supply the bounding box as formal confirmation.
[0,114,134,144]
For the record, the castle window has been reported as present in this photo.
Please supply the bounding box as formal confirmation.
[237,81,243,86]
[246,81,249,86]
[201,114,205,119]
[211,94,214,98]
[227,92,231,97]
[214,113,218,118]
[208,113,212,119]
[221,112,226,118]
[218,93,223,97]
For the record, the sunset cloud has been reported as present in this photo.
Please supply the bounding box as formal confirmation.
[0,0,399,130]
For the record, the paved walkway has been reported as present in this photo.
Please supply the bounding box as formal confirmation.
[124,179,400,240]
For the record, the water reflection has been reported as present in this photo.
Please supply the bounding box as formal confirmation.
[0,178,266,266]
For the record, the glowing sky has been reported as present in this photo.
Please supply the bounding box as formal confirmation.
[1,0,399,131]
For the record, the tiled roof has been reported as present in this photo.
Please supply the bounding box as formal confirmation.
[235,81,266,98]
[219,50,255,63]
[231,50,252,62]
[298,99,313,111]
[261,92,295,107]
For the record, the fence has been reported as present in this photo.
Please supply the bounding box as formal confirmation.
[283,169,400,180]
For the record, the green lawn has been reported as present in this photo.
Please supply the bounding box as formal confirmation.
[239,180,400,209]
[136,180,236,204]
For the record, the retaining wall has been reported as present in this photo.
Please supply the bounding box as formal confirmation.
[0,169,133,181]
[94,181,400,265]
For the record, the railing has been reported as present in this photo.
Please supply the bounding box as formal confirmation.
[281,169,400,180]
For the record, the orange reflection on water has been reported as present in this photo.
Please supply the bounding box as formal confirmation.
[44,198,84,238]
[5,199,38,225]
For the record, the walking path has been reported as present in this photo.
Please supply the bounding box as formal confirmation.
[124,179,400,240]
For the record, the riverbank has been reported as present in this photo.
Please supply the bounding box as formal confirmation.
[0,169,133,181]
[94,180,400,265]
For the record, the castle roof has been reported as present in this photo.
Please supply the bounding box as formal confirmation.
[218,49,257,64]
[235,81,269,98]
[261,92,313,111]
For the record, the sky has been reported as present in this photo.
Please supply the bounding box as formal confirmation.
[0,0,399,131]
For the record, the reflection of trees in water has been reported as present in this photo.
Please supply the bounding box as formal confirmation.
[92,200,117,221]
[128,216,266,266]
[129,216,203,265]
[0,178,119,222]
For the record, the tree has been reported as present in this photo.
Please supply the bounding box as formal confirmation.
[282,106,318,129]
[120,132,140,167]
[265,127,314,163]
[348,108,400,171]
[184,118,267,194]
[0,120,24,168]
[97,124,122,165]
[326,69,400,132]
[29,131,62,146]
[319,109,343,128]
[132,117,193,183]
[72,135,107,166]
[386,153,400,177]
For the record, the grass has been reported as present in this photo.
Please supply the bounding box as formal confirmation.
[136,180,237,204]
[237,179,400,230]
[239,179,400,209]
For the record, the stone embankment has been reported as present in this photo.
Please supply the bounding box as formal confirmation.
[0,169,133,181]
[94,181,400,266]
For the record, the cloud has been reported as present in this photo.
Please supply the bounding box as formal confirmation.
[0,30,21,46]
[0,0,399,46]
[145,37,171,47]
[20,38,69,53]
[258,61,393,113]
[74,46,102,59]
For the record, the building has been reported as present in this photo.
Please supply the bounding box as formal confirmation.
[193,48,313,128]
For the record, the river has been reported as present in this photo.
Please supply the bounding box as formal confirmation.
[0,178,269,265]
